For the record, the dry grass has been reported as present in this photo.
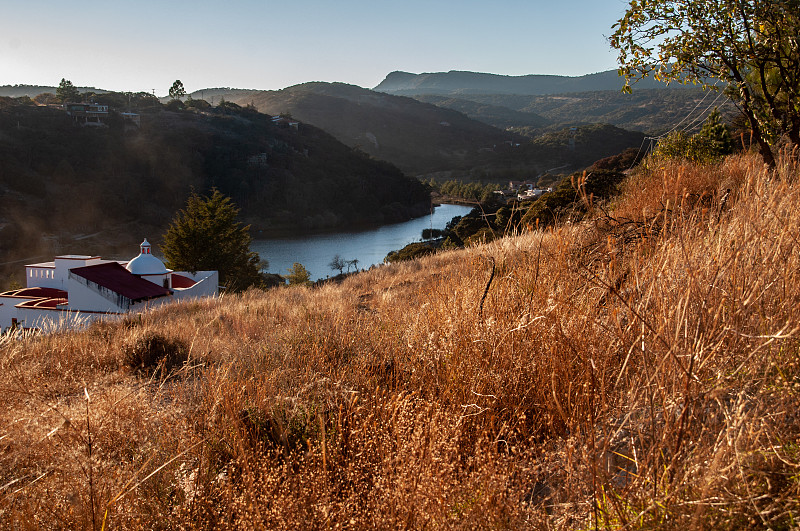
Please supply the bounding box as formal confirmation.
[2,152,800,529]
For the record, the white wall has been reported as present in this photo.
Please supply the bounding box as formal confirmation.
[16,306,103,332]
[66,276,129,313]
[0,296,42,331]
[173,271,219,300]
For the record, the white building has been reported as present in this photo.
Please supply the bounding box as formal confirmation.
[0,239,218,332]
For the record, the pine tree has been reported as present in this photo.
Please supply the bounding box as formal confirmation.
[168,80,186,101]
[56,78,80,103]
[162,189,263,291]
[284,263,312,286]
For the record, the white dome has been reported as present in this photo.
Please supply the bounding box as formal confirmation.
[126,239,168,275]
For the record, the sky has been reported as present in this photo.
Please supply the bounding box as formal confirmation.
[0,0,631,96]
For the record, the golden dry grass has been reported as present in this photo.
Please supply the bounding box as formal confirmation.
[2,151,800,529]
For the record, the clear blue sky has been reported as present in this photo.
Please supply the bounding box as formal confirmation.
[0,0,630,96]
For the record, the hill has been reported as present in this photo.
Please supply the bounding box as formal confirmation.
[2,152,798,527]
[218,82,524,175]
[464,123,646,185]
[373,69,683,96]
[374,70,728,136]
[217,83,647,179]
[450,87,735,136]
[0,84,108,98]
[412,94,551,130]
[0,97,428,284]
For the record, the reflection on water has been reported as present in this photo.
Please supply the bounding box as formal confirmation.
[251,204,474,280]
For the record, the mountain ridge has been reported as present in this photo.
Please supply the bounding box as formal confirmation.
[373,69,685,96]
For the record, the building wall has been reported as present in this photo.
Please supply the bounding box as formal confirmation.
[15,307,105,332]
[0,299,17,331]
[173,271,219,300]
[27,257,106,290]
[66,275,130,313]
[0,296,40,331]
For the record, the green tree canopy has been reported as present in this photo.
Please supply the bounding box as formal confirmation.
[285,263,312,286]
[610,0,800,167]
[161,189,263,291]
[169,80,186,101]
[56,78,80,103]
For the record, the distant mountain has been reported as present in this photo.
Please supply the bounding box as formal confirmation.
[220,82,524,175]
[454,88,731,136]
[373,69,682,96]
[372,70,728,136]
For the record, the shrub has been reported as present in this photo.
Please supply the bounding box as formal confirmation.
[124,332,189,376]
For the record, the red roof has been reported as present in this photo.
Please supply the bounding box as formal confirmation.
[70,262,170,302]
[171,274,196,289]
[0,287,68,299]
[17,298,69,309]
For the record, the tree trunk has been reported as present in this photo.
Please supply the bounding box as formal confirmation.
[741,103,776,168]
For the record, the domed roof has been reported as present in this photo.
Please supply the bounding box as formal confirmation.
[126,239,168,275]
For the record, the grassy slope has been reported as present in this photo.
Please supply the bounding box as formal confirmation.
[2,152,799,528]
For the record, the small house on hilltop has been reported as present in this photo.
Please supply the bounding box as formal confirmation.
[64,102,108,126]
[0,239,218,332]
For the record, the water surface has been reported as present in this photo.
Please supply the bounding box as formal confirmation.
[252,204,474,280]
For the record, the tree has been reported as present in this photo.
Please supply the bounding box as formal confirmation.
[56,78,80,103]
[169,80,186,101]
[161,189,263,291]
[285,263,312,286]
[328,254,346,275]
[610,0,800,168]
[652,110,734,163]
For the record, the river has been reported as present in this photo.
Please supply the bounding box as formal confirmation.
[251,204,474,281]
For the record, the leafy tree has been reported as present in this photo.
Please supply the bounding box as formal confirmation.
[56,78,80,103]
[169,80,186,101]
[610,0,800,167]
[285,262,311,286]
[161,189,263,291]
[328,254,346,275]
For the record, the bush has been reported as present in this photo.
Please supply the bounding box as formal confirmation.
[652,109,734,163]
[384,242,437,263]
[124,332,189,376]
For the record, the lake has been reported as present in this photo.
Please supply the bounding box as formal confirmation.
[251,203,474,280]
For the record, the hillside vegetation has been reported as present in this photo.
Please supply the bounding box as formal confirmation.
[216,83,647,179]
[0,97,428,283]
[221,82,524,175]
[2,150,799,528]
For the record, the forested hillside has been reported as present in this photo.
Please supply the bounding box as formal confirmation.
[0,97,428,284]
[450,88,735,135]
[220,82,524,175]
[218,83,648,180]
